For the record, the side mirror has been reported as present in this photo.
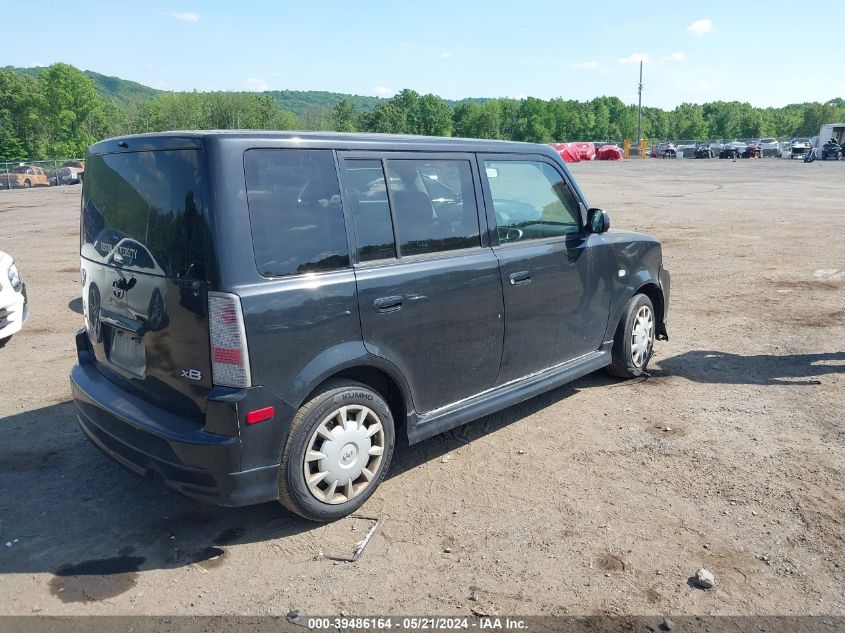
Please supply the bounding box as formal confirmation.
[588,208,610,234]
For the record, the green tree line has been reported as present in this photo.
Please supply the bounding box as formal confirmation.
[2,63,843,161]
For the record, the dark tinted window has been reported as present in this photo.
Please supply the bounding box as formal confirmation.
[244,149,349,277]
[385,159,480,257]
[342,160,396,262]
[484,160,581,242]
[81,150,206,278]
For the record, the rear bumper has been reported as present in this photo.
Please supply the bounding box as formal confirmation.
[70,359,284,506]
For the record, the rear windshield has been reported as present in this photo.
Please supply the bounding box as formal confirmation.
[81,150,207,279]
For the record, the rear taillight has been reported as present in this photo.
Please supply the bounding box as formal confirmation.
[208,292,251,388]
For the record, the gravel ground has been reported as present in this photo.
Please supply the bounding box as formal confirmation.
[0,158,842,616]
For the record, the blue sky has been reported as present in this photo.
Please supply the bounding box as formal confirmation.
[3,1,843,109]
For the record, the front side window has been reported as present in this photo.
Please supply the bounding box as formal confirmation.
[385,159,480,257]
[484,160,582,242]
[244,149,349,277]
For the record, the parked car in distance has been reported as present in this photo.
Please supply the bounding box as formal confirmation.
[649,142,676,158]
[45,160,85,186]
[70,131,670,522]
[63,160,85,181]
[0,164,50,189]
[47,166,81,186]
[0,251,29,347]
[789,138,812,159]
[758,138,779,157]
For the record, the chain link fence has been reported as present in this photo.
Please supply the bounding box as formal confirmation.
[0,159,85,190]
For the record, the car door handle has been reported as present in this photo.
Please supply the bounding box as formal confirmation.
[509,271,532,286]
[374,295,404,313]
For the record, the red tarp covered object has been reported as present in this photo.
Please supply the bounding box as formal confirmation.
[551,143,581,163]
[597,144,624,161]
[571,142,596,161]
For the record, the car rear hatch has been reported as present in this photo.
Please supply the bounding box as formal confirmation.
[80,146,214,420]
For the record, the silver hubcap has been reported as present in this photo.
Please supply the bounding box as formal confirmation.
[631,305,654,367]
[303,405,385,505]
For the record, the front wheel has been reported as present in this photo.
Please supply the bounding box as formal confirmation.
[0,335,11,348]
[606,294,656,379]
[278,380,395,521]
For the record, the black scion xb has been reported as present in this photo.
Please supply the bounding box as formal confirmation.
[71,131,669,521]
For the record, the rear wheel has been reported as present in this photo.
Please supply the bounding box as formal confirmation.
[23,179,31,189]
[607,294,656,379]
[0,336,11,348]
[278,380,395,521]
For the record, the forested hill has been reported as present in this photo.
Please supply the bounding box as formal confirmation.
[2,66,158,103]
[3,66,497,114]
[3,66,391,113]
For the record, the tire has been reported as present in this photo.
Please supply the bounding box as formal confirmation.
[23,179,31,189]
[606,294,656,379]
[278,380,395,522]
[0,336,11,348]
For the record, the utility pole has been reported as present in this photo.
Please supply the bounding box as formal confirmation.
[636,60,643,147]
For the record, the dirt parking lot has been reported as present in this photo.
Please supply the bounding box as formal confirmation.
[0,158,842,617]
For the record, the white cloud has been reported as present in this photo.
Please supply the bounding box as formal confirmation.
[666,51,686,62]
[570,60,599,69]
[617,53,650,65]
[440,52,454,59]
[687,19,712,37]
[374,86,394,97]
[246,78,269,91]
[171,11,200,22]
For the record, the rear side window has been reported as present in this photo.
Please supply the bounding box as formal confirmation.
[341,160,396,262]
[244,149,349,277]
[385,159,480,257]
[342,158,481,262]
[81,150,207,278]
